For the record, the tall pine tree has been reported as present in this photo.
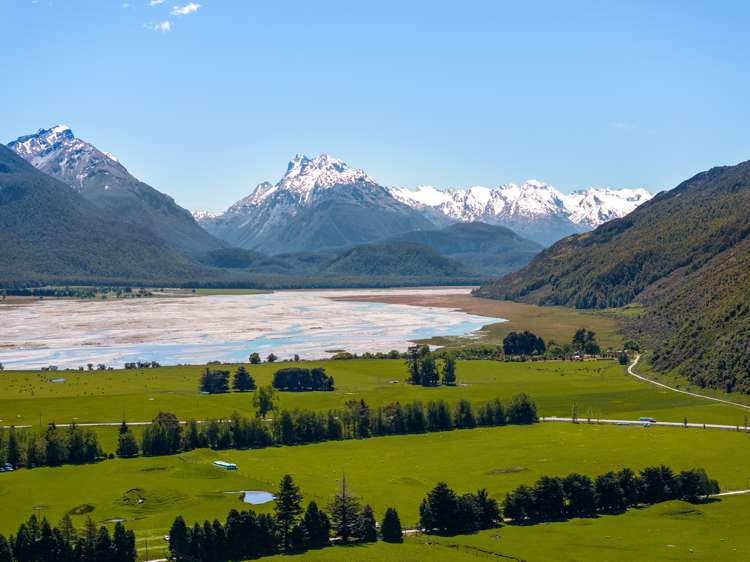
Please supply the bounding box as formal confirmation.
[274,475,303,550]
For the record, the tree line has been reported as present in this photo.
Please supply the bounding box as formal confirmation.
[272,368,334,392]
[127,393,537,458]
[168,475,403,562]
[502,465,719,523]
[0,514,136,562]
[406,345,457,386]
[0,424,102,470]
[164,463,718,561]
[199,366,256,394]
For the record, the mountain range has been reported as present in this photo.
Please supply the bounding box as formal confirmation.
[0,144,210,286]
[196,154,652,249]
[197,154,433,254]
[1,125,653,287]
[389,182,652,245]
[9,126,225,257]
[476,158,750,394]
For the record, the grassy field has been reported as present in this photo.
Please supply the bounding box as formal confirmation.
[1,423,749,558]
[3,359,750,432]
[272,495,750,561]
[341,293,624,349]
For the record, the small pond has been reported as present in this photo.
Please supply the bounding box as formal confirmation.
[242,491,275,505]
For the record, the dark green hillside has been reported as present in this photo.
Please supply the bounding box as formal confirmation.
[322,242,474,277]
[265,195,434,254]
[476,159,750,393]
[385,222,542,275]
[0,145,210,286]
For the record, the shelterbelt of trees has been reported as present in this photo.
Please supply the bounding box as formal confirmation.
[0,424,102,470]
[163,463,719,562]
[125,394,538,458]
[0,514,136,562]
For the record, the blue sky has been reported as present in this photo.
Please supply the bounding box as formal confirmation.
[2,0,749,211]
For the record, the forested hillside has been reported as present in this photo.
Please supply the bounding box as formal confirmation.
[383,222,542,275]
[0,145,211,286]
[322,242,474,277]
[476,159,750,393]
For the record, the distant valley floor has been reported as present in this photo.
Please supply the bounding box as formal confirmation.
[335,291,624,349]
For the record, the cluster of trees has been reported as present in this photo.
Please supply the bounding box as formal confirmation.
[406,345,457,386]
[199,366,256,394]
[572,329,601,355]
[0,424,102,469]
[169,475,403,561]
[1,286,150,300]
[122,361,160,369]
[131,394,537,458]
[503,331,546,356]
[0,514,136,562]
[248,352,278,364]
[503,465,719,523]
[419,482,500,535]
[272,368,334,392]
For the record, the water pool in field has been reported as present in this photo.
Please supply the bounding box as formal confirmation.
[0,287,504,369]
[242,491,275,505]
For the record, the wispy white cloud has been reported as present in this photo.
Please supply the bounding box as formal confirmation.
[122,2,132,8]
[170,2,200,16]
[149,0,167,5]
[145,20,172,33]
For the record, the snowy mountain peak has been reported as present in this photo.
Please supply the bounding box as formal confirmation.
[9,124,75,161]
[8,125,128,190]
[387,180,653,236]
[280,153,378,198]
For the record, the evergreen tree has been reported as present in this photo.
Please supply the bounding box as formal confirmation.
[419,354,439,386]
[0,533,10,562]
[562,473,596,517]
[302,501,330,548]
[38,519,56,562]
[232,366,256,392]
[473,488,501,529]
[6,428,20,467]
[357,505,378,543]
[274,475,304,550]
[66,425,86,464]
[328,476,361,541]
[116,429,139,459]
[453,400,476,428]
[253,385,278,419]
[616,467,643,507]
[507,393,538,424]
[57,514,77,546]
[380,508,403,543]
[531,476,566,521]
[13,525,33,562]
[594,472,627,513]
[169,516,190,561]
[419,482,458,534]
[441,355,456,386]
[112,522,136,562]
[94,526,113,562]
[503,485,533,522]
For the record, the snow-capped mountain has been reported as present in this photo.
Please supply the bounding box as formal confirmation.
[564,187,652,228]
[198,154,433,254]
[9,125,124,190]
[389,181,652,245]
[8,125,225,256]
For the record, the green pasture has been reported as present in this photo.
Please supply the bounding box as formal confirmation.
[1,423,749,559]
[2,359,750,430]
[271,495,750,561]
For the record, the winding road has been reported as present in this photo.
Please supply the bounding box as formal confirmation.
[626,354,750,411]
